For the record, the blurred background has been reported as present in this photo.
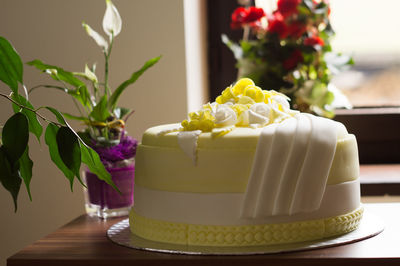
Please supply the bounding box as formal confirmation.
[1,0,400,265]
[258,0,400,107]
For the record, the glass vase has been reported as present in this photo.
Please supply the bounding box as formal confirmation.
[83,158,135,218]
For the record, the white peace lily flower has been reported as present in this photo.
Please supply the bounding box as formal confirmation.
[82,22,109,51]
[84,64,98,83]
[214,104,237,127]
[103,0,122,40]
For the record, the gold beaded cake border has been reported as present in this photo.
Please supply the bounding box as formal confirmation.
[129,207,364,247]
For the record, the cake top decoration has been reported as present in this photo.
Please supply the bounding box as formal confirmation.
[181,78,298,135]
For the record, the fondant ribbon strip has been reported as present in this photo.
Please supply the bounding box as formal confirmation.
[241,114,338,218]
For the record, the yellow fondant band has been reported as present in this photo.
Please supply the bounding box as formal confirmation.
[136,128,359,193]
[130,206,364,247]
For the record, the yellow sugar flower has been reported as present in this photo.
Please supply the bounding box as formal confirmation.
[216,86,237,104]
[263,90,273,103]
[198,119,215,132]
[232,78,255,95]
[181,119,199,131]
[244,85,264,102]
[237,95,255,105]
[182,109,215,132]
[181,78,295,133]
[231,104,248,116]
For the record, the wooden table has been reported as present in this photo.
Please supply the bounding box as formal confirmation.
[7,202,400,266]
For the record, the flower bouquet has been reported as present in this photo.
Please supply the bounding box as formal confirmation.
[0,0,160,216]
[223,0,353,117]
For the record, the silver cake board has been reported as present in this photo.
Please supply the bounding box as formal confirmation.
[107,210,384,255]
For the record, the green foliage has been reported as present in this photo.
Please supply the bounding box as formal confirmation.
[0,113,29,211]
[108,55,162,111]
[2,113,29,164]
[113,107,131,120]
[80,144,117,192]
[45,124,75,188]
[0,36,119,211]
[0,0,159,210]
[19,146,33,201]
[0,37,23,94]
[0,147,21,212]
[90,95,111,121]
[56,127,82,182]
[27,60,92,109]
[62,113,89,122]
[12,94,43,142]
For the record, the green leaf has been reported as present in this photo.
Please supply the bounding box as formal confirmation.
[90,95,111,122]
[45,106,67,125]
[45,124,74,189]
[19,146,33,201]
[0,146,22,212]
[27,59,83,88]
[114,107,131,119]
[80,143,119,192]
[77,131,91,146]
[2,112,29,165]
[29,84,69,94]
[62,112,90,122]
[11,94,43,142]
[0,36,23,94]
[108,56,161,110]
[56,126,81,179]
[45,109,117,191]
[27,59,92,108]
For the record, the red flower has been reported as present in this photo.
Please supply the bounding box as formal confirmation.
[267,12,289,39]
[244,7,266,23]
[277,0,301,17]
[304,35,325,46]
[283,49,303,70]
[286,21,307,38]
[231,6,266,29]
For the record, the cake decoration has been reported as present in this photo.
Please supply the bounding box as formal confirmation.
[178,78,300,164]
[241,113,338,218]
[181,78,298,133]
[131,77,362,247]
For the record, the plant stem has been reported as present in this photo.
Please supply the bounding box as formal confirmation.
[104,33,114,98]
[243,25,250,42]
[0,92,63,127]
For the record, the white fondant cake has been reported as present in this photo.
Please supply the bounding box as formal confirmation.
[130,78,362,247]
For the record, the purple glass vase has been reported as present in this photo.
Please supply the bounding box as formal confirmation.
[83,159,135,218]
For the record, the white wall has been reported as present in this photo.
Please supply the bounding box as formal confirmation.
[0,0,194,265]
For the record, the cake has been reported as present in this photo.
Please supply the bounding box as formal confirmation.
[130,78,362,247]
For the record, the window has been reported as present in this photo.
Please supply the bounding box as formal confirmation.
[206,0,400,164]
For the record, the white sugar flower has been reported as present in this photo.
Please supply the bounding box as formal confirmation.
[271,94,290,110]
[214,104,237,127]
[249,103,270,126]
[82,22,109,51]
[103,0,122,40]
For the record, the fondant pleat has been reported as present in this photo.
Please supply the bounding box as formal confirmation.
[241,114,337,218]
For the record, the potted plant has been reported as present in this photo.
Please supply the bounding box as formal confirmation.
[0,0,160,218]
[223,0,353,117]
